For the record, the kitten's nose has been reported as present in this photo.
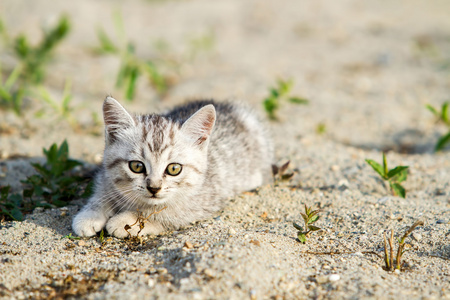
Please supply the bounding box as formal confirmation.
[147,186,161,195]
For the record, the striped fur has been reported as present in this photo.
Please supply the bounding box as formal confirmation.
[72,97,273,238]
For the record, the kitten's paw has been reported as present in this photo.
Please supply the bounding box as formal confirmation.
[72,209,107,237]
[106,211,165,238]
[106,211,140,238]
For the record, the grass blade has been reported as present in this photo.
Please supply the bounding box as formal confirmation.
[308,215,319,224]
[288,97,309,105]
[382,153,388,177]
[387,166,409,179]
[297,232,307,243]
[435,131,450,152]
[425,104,438,116]
[392,168,408,183]
[300,212,308,224]
[308,225,321,231]
[293,222,303,231]
[125,66,139,101]
[5,64,22,90]
[365,159,386,178]
[97,28,118,54]
[442,102,449,124]
[390,182,406,198]
[278,161,290,175]
[62,80,72,113]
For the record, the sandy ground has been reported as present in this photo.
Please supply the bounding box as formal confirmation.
[1,0,450,299]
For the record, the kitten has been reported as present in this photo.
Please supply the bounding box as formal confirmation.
[72,97,273,238]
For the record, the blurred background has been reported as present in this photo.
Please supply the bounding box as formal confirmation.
[1,0,450,161]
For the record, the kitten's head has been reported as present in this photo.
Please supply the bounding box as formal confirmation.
[101,97,216,209]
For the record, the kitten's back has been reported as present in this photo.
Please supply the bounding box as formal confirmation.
[166,100,273,197]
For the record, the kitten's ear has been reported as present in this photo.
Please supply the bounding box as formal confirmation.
[103,96,135,143]
[181,104,216,147]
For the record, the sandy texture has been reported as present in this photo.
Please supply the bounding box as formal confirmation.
[1,0,449,299]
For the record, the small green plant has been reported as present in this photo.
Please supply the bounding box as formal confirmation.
[63,233,81,240]
[263,78,309,120]
[95,12,171,100]
[0,142,90,222]
[365,153,409,198]
[383,220,424,271]
[316,122,327,135]
[272,160,295,184]
[35,80,78,128]
[99,229,105,244]
[187,31,215,60]
[13,16,70,85]
[0,63,24,114]
[293,204,322,243]
[0,15,70,114]
[426,102,450,151]
[21,140,90,208]
[0,186,24,221]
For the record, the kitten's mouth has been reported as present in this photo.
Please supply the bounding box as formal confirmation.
[148,195,165,201]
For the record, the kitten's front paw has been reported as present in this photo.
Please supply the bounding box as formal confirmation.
[106,211,140,238]
[72,209,107,237]
[106,211,165,238]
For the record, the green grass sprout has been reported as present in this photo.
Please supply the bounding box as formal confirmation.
[36,80,78,128]
[63,233,81,240]
[0,15,70,114]
[263,78,309,121]
[14,15,70,85]
[1,140,92,222]
[383,220,424,271]
[316,122,327,135]
[99,229,105,244]
[365,153,409,198]
[95,12,171,100]
[22,140,85,207]
[0,63,25,114]
[426,102,450,151]
[272,161,295,184]
[0,186,24,221]
[293,204,322,244]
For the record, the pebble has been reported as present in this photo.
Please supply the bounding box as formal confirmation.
[338,179,349,190]
[249,289,257,300]
[228,228,236,235]
[203,268,216,278]
[59,207,68,216]
[331,165,340,171]
[377,197,390,204]
[249,240,261,246]
[316,276,328,284]
[148,278,156,288]
[184,241,194,249]
[78,240,86,246]
[436,220,446,224]
[412,233,422,241]
[329,274,340,282]
[157,268,168,275]
[394,269,401,275]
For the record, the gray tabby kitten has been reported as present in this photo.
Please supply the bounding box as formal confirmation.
[72,97,273,238]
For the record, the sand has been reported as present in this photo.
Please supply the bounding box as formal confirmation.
[0,0,449,299]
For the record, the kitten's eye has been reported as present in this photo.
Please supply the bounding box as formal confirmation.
[166,163,182,176]
[129,161,145,173]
